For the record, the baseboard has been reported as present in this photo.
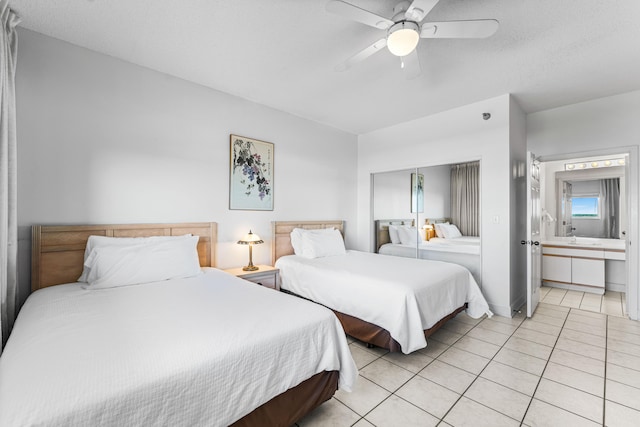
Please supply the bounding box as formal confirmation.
[542,280,605,296]
[605,283,626,293]
[488,303,515,318]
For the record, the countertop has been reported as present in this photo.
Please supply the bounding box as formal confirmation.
[542,238,626,251]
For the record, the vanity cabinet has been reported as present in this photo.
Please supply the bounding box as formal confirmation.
[542,245,605,293]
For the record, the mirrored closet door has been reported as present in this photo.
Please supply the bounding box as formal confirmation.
[372,161,482,284]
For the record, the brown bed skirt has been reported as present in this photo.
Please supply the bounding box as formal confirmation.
[230,370,339,427]
[333,304,467,353]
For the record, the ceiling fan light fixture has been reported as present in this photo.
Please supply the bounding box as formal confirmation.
[387,21,420,56]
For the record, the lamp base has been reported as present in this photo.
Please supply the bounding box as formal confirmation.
[243,265,259,271]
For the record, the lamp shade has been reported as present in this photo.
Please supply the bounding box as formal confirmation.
[237,230,264,245]
[387,21,420,57]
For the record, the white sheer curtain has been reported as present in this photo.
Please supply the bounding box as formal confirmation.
[1,0,20,350]
[450,161,480,236]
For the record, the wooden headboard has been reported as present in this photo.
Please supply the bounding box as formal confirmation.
[31,222,217,291]
[271,220,344,262]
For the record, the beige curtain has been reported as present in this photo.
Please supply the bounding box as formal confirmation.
[0,0,20,350]
[450,161,480,236]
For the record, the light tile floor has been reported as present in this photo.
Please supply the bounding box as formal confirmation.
[296,304,640,426]
[540,286,627,317]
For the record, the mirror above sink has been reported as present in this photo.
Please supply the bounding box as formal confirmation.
[542,155,627,240]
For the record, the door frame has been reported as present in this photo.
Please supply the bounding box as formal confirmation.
[539,146,638,320]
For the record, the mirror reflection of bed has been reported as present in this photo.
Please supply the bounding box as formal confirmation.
[375,218,481,284]
[372,161,481,284]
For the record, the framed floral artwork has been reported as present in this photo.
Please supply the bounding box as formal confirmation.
[229,135,274,210]
[411,172,424,213]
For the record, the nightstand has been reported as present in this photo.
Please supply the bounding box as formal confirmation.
[223,265,280,290]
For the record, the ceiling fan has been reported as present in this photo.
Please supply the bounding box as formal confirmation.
[327,0,499,79]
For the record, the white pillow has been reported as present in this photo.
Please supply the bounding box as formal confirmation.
[78,234,192,282]
[441,224,463,239]
[290,227,334,256]
[388,226,401,244]
[397,226,419,245]
[83,235,201,290]
[300,228,346,259]
[434,223,449,238]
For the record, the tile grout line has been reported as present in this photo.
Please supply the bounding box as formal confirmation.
[518,305,572,425]
[603,313,608,426]
[352,315,497,425]
[435,314,527,424]
[344,302,635,426]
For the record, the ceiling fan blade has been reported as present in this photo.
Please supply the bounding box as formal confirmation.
[421,19,499,38]
[326,0,393,29]
[405,0,440,22]
[335,38,387,72]
[401,50,421,80]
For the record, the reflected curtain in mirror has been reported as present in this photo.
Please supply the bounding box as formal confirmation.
[0,0,20,350]
[450,162,479,236]
[601,178,620,239]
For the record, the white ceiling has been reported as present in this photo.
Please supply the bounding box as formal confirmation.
[9,0,640,134]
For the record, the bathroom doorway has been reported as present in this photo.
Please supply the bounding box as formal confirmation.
[537,150,637,319]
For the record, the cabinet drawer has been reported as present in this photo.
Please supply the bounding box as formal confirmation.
[244,272,278,289]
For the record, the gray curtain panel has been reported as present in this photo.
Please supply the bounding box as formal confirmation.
[0,0,20,350]
[601,178,620,239]
[450,161,480,236]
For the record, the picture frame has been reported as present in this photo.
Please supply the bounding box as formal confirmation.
[411,172,424,213]
[229,134,274,211]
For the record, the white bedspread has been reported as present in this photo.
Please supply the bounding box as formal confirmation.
[0,269,357,426]
[276,251,492,354]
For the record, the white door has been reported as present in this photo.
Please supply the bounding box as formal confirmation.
[624,153,638,319]
[526,152,542,317]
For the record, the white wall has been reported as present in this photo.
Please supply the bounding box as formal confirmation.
[372,165,450,224]
[15,29,357,306]
[528,90,640,319]
[419,164,451,225]
[372,169,414,220]
[509,96,528,314]
[358,94,525,317]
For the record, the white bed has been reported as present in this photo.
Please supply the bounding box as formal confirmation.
[0,223,357,427]
[273,222,492,355]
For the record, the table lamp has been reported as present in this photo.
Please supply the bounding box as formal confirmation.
[237,230,264,271]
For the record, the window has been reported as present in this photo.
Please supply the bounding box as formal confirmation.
[571,196,600,219]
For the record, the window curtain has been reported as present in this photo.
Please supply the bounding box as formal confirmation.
[0,0,20,351]
[450,161,480,236]
[601,178,620,239]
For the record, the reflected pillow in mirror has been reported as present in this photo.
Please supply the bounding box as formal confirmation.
[388,226,401,244]
[441,224,463,239]
[434,222,450,238]
[397,226,419,245]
